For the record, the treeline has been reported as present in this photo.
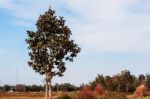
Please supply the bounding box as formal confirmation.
[0,83,79,92]
[1,70,150,93]
[88,70,150,92]
[0,84,44,92]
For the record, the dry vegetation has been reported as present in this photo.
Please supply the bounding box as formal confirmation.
[2,82,150,99]
[1,92,150,99]
[0,92,43,99]
[0,92,60,99]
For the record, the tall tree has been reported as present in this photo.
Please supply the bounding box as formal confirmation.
[120,70,134,92]
[26,7,81,99]
[146,74,150,89]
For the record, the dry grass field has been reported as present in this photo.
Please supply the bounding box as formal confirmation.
[126,94,150,99]
[1,92,150,99]
[0,92,61,99]
[0,92,43,99]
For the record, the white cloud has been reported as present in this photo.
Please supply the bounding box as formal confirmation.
[1,0,150,53]
[0,0,13,9]
[0,0,48,20]
[0,0,67,20]
[63,0,150,54]
[0,0,69,26]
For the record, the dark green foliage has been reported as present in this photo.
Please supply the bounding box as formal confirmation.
[59,83,79,91]
[120,70,135,92]
[0,86,4,91]
[89,81,97,90]
[52,83,78,92]
[139,74,145,82]
[26,7,81,78]
[25,85,44,92]
[3,85,11,92]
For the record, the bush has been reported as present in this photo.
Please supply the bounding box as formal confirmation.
[78,86,96,99]
[134,84,147,97]
[95,84,106,95]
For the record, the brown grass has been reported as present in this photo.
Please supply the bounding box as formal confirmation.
[2,91,150,99]
[0,92,60,99]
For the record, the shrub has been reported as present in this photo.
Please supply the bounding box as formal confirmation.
[134,84,147,97]
[78,86,96,99]
[95,84,106,95]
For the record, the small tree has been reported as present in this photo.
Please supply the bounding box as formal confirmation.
[3,85,11,92]
[26,7,81,99]
[139,74,145,84]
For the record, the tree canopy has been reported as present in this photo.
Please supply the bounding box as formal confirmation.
[26,8,81,78]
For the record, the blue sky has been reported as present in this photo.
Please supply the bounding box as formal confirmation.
[0,0,150,86]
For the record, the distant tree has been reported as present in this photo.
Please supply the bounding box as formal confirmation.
[52,83,59,92]
[31,85,44,92]
[120,70,134,92]
[0,86,4,91]
[95,74,106,88]
[59,83,78,92]
[145,74,150,89]
[3,85,11,92]
[111,75,122,92]
[90,75,113,91]
[130,75,136,91]
[105,76,112,91]
[26,7,81,99]
[89,81,96,90]
[139,74,145,84]
[25,85,44,92]
[25,85,32,92]
[16,84,26,92]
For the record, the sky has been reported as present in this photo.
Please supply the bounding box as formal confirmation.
[0,0,150,86]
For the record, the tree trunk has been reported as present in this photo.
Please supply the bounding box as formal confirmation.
[48,81,52,99]
[126,83,129,93]
[45,73,52,99]
[45,74,48,99]
[117,83,120,93]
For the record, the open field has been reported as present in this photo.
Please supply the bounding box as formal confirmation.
[0,92,60,99]
[128,95,150,99]
[0,92,44,99]
[1,92,150,99]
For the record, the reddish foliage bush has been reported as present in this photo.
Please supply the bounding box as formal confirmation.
[94,84,105,95]
[134,84,147,97]
[78,86,96,99]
